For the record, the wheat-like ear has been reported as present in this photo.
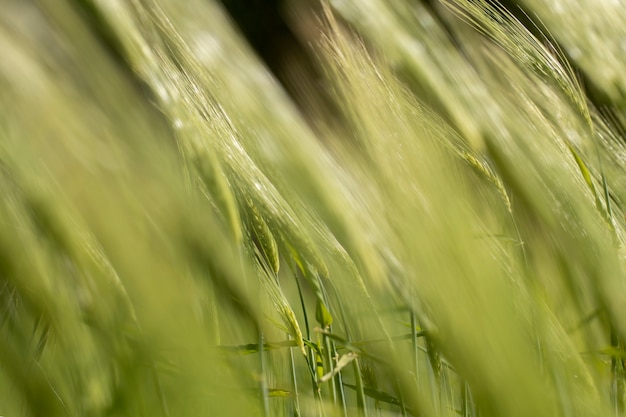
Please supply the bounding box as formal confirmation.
[1,0,626,416]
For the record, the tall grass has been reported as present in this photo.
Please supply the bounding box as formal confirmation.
[1,0,626,416]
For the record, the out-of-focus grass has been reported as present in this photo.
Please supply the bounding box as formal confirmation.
[1,0,626,416]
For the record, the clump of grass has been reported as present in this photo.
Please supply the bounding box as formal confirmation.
[1,0,626,416]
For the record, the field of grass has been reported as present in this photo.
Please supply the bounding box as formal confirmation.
[1,0,626,416]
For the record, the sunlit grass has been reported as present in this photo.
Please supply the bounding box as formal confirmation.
[1,0,626,416]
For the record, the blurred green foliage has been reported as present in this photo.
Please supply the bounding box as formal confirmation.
[1,0,626,416]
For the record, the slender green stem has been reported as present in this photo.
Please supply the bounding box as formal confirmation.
[259,332,270,417]
[353,359,368,417]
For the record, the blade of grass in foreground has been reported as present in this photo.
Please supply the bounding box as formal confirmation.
[1,0,626,416]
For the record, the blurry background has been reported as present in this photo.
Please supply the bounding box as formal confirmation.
[2,0,626,416]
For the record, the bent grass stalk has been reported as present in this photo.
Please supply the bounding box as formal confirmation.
[1,0,626,416]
